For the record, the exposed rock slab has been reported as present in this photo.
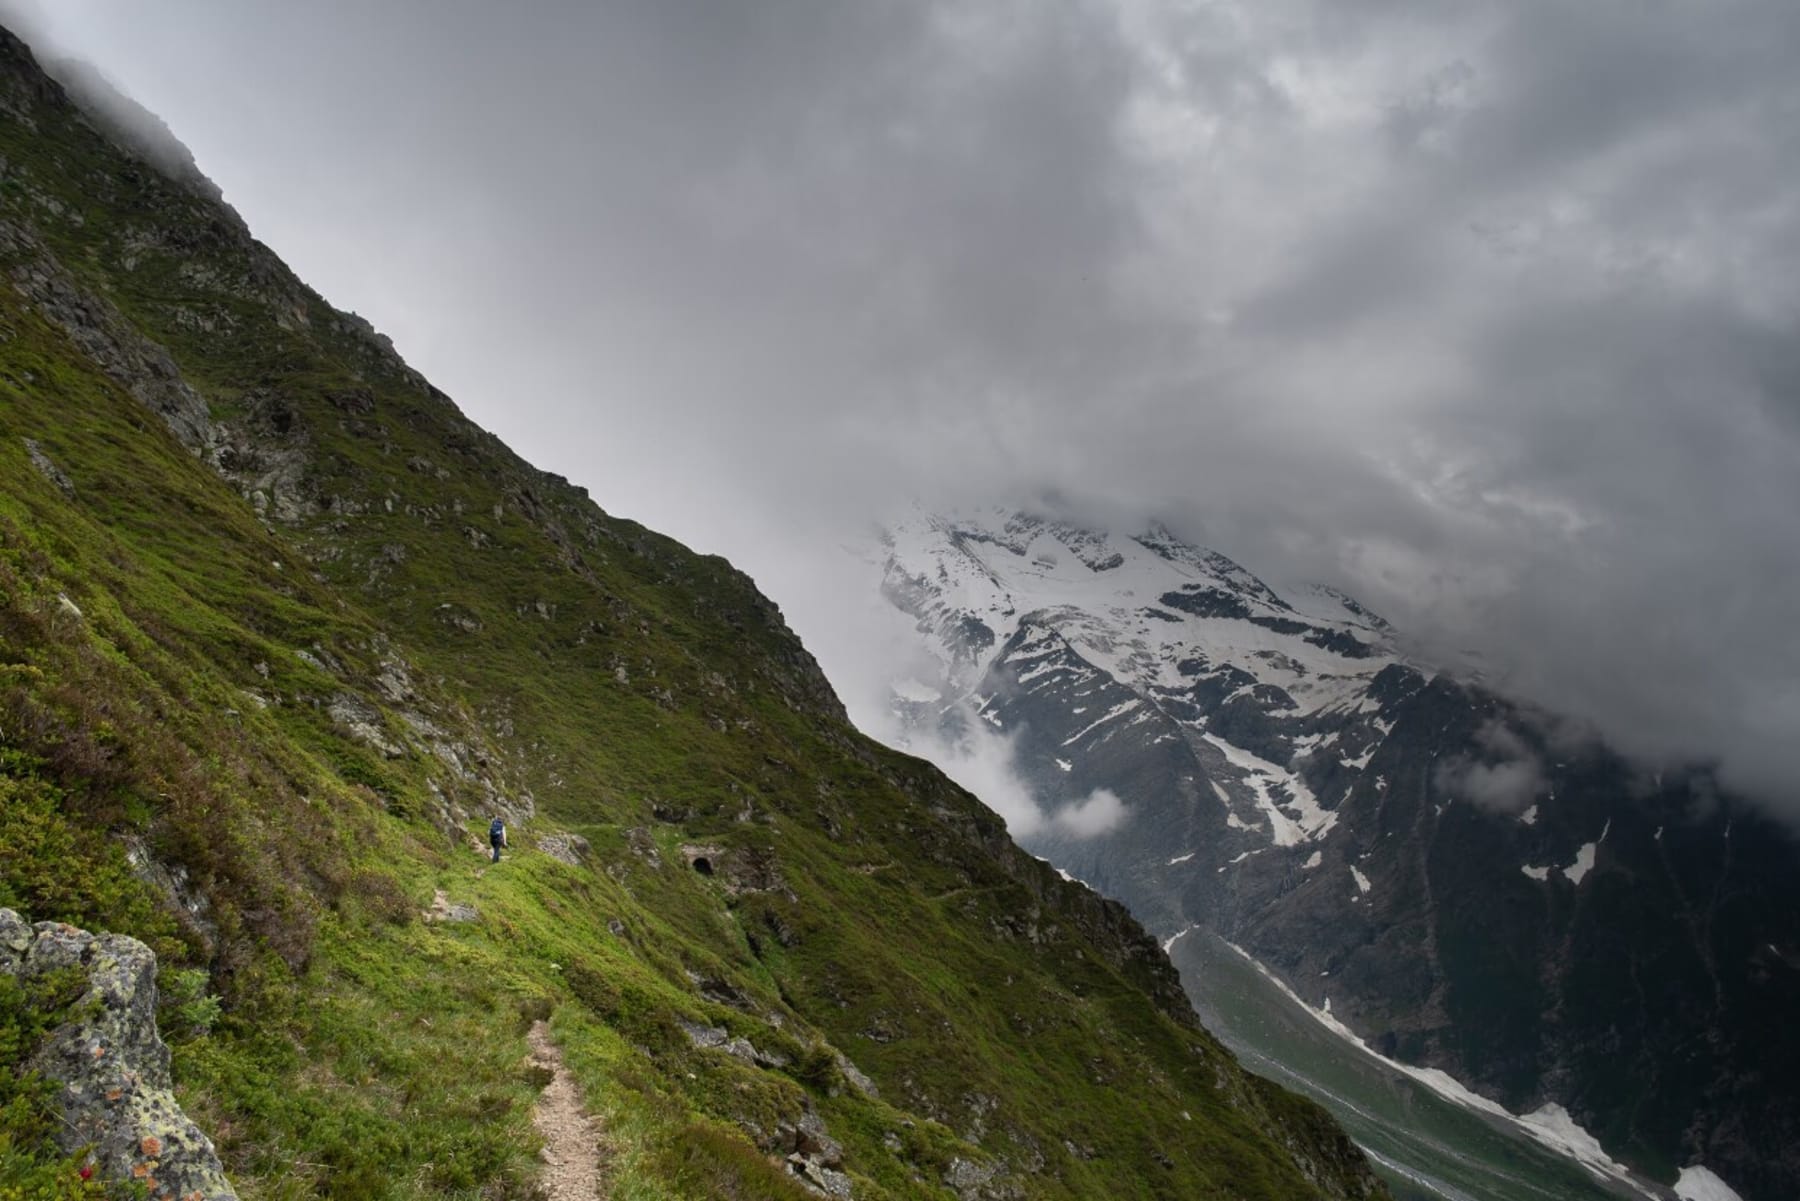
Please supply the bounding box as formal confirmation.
[0,908,238,1200]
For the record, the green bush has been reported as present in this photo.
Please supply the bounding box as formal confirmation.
[652,1121,814,1201]
[158,968,222,1041]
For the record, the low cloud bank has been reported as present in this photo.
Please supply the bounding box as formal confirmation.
[25,0,1800,820]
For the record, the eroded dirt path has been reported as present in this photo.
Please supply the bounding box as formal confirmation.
[528,1019,608,1200]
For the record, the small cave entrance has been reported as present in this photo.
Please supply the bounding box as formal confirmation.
[691,856,714,877]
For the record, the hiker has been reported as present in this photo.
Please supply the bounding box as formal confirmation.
[489,816,508,863]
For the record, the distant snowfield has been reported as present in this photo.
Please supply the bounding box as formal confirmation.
[1223,943,1673,1201]
[1202,731,1337,846]
[878,508,1398,722]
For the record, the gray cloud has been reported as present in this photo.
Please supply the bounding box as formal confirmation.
[1052,789,1129,839]
[21,0,1800,813]
[1443,760,1542,815]
[899,720,1050,838]
[1434,721,1545,814]
[887,713,1128,840]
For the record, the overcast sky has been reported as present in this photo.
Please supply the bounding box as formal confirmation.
[11,0,1799,810]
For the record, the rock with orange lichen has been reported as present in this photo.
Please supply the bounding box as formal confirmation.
[0,908,238,1200]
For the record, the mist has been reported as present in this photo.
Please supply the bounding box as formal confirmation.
[15,0,1800,815]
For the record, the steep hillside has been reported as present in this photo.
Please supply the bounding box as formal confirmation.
[872,509,1798,1201]
[0,25,1386,1201]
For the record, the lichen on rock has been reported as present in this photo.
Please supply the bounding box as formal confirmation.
[0,908,239,1201]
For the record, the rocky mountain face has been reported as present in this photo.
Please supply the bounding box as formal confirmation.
[874,508,1800,1201]
[0,25,1385,1201]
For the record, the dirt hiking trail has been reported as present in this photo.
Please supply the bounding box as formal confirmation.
[528,1019,608,1199]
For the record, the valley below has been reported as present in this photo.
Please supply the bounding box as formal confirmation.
[1167,929,1659,1201]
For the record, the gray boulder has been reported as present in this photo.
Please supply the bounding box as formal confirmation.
[0,908,238,1200]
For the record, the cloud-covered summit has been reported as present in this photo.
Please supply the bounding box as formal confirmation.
[21,0,1800,810]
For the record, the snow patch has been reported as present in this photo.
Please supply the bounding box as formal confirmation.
[1202,733,1337,846]
[1350,866,1371,894]
[1518,1105,1646,1191]
[1060,698,1140,746]
[1520,1106,1615,1169]
[1303,851,1323,870]
[1564,842,1598,884]
[1528,821,1610,885]
[1167,851,1197,866]
[1014,657,1072,686]
[1054,757,1073,772]
[1674,1165,1745,1201]
[1519,804,1538,826]
[1162,925,1198,953]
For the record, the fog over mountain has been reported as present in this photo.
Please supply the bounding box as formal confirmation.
[17,0,1799,809]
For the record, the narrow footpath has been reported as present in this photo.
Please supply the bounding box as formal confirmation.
[527,1019,608,1200]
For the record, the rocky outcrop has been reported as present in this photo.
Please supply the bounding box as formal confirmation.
[0,218,214,454]
[0,909,238,1201]
[781,1111,852,1198]
[23,436,74,494]
[535,831,590,867]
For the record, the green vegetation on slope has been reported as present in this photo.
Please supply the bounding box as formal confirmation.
[0,25,1384,1200]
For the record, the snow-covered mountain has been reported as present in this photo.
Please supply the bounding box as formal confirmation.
[880,509,1399,848]
[868,507,1799,1201]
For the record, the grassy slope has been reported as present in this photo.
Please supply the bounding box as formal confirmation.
[0,26,1383,1201]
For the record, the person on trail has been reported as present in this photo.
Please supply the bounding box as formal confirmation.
[489,816,507,863]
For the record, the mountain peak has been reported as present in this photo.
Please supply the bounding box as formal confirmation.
[878,506,1398,721]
